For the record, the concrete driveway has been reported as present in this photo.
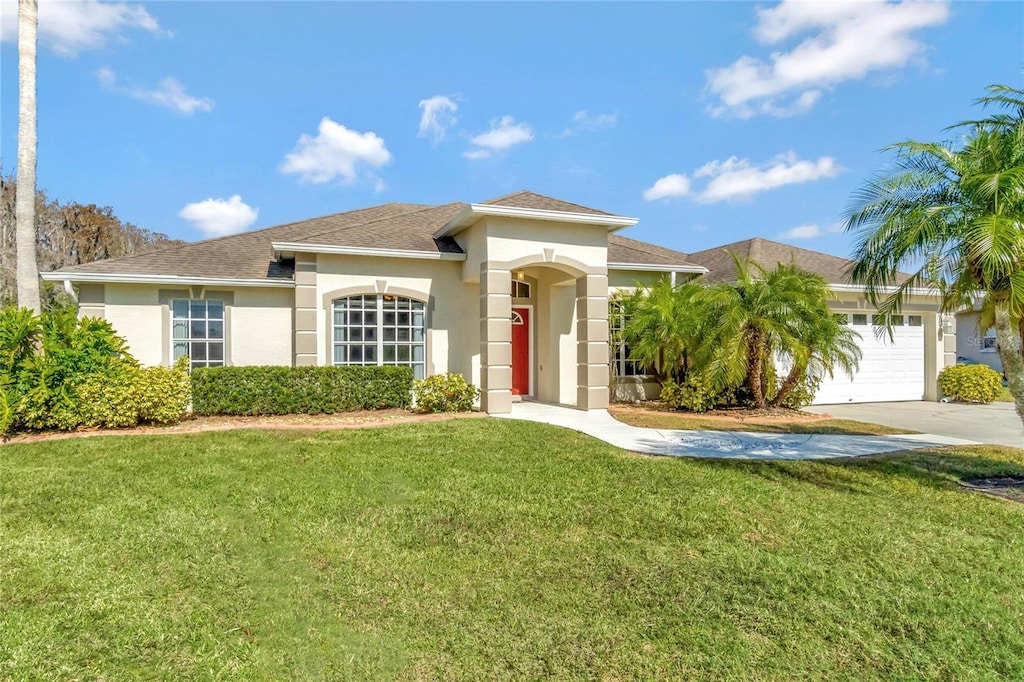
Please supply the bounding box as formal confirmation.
[805,401,1023,448]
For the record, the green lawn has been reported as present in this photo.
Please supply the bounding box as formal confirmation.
[3,421,1023,680]
[998,386,1015,403]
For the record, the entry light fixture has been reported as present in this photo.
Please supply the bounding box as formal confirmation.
[515,270,525,281]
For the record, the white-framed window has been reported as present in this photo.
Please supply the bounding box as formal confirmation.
[172,299,225,369]
[332,294,426,378]
[981,328,997,352]
[852,313,868,326]
[609,302,643,377]
[512,280,531,298]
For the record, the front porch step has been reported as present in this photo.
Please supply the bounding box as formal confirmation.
[511,394,523,403]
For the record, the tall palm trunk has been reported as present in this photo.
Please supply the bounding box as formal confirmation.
[15,0,40,313]
[747,329,767,409]
[993,303,1024,429]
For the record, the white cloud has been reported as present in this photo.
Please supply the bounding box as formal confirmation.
[779,224,823,239]
[561,110,618,136]
[97,67,213,115]
[705,0,950,118]
[464,116,533,159]
[418,95,459,143]
[644,151,842,203]
[1,0,166,57]
[642,174,691,201]
[280,117,392,184]
[179,195,258,238]
[779,221,845,240]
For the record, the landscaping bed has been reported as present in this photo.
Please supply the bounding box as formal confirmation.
[610,402,915,436]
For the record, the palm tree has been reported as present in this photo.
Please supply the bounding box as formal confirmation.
[691,256,861,409]
[846,84,1024,426]
[616,278,703,382]
[15,0,40,312]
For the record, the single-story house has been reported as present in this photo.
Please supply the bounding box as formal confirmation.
[41,191,954,412]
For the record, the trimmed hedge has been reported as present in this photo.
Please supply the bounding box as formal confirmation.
[191,365,413,416]
[938,363,1003,404]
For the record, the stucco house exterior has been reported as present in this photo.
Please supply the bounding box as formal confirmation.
[956,304,1001,374]
[41,191,954,412]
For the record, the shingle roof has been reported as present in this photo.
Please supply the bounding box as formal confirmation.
[685,237,910,285]
[480,190,614,216]
[48,192,692,281]
[607,235,704,270]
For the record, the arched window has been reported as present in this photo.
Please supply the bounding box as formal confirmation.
[332,294,426,378]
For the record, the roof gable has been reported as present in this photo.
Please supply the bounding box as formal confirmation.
[686,237,869,285]
[480,190,613,216]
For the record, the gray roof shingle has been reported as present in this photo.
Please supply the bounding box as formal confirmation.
[685,237,910,285]
[49,193,697,281]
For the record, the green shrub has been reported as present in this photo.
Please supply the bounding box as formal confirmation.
[412,373,479,413]
[77,357,192,428]
[938,364,1003,404]
[660,373,722,413]
[0,306,191,435]
[781,373,823,409]
[191,365,413,416]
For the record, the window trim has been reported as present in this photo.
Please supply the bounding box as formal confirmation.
[170,297,227,369]
[323,287,431,378]
[159,289,233,368]
[609,300,650,379]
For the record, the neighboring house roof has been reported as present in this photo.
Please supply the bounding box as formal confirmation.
[44,191,699,284]
[685,237,911,286]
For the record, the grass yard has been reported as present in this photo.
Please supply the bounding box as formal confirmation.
[998,386,1015,403]
[3,420,1023,680]
[610,405,914,435]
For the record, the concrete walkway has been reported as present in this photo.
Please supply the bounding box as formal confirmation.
[805,401,1023,449]
[495,402,976,460]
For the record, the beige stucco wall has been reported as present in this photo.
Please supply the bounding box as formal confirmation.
[97,283,293,368]
[231,288,294,366]
[956,310,1001,372]
[314,254,479,380]
[104,284,164,367]
[458,216,609,282]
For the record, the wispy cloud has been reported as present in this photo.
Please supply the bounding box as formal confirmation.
[418,95,459,144]
[644,151,843,203]
[97,67,213,115]
[642,174,691,201]
[1,0,168,57]
[280,117,392,184]
[464,116,533,159]
[179,195,258,238]
[778,221,844,240]
[705,0,950,118]
[560,110,618,137]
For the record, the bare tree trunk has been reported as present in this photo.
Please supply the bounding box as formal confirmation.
[15,0,40,313]
[994,303,1024,431]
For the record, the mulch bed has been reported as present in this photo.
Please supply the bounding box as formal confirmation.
[960,477,1024,504]
[610,402,829,425]
[3,409,487,445]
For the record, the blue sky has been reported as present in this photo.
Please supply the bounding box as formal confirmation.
[1,1,1021,259]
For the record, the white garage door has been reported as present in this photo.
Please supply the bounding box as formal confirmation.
[812,313,925,405]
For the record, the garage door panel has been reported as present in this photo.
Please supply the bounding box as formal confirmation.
[812,315,924,405]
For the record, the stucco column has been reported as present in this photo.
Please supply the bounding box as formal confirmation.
[576,273,610,410]
[294,254,318,367]
[480,265,513,414]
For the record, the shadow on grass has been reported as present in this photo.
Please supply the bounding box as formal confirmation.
[703,445,1024,499]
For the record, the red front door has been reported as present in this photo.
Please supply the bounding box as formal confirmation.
[511,307,530,396]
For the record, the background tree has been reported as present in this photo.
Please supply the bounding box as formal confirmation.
[846,84,1024,426]
[0,174,184,308]
[15,0,39,312]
